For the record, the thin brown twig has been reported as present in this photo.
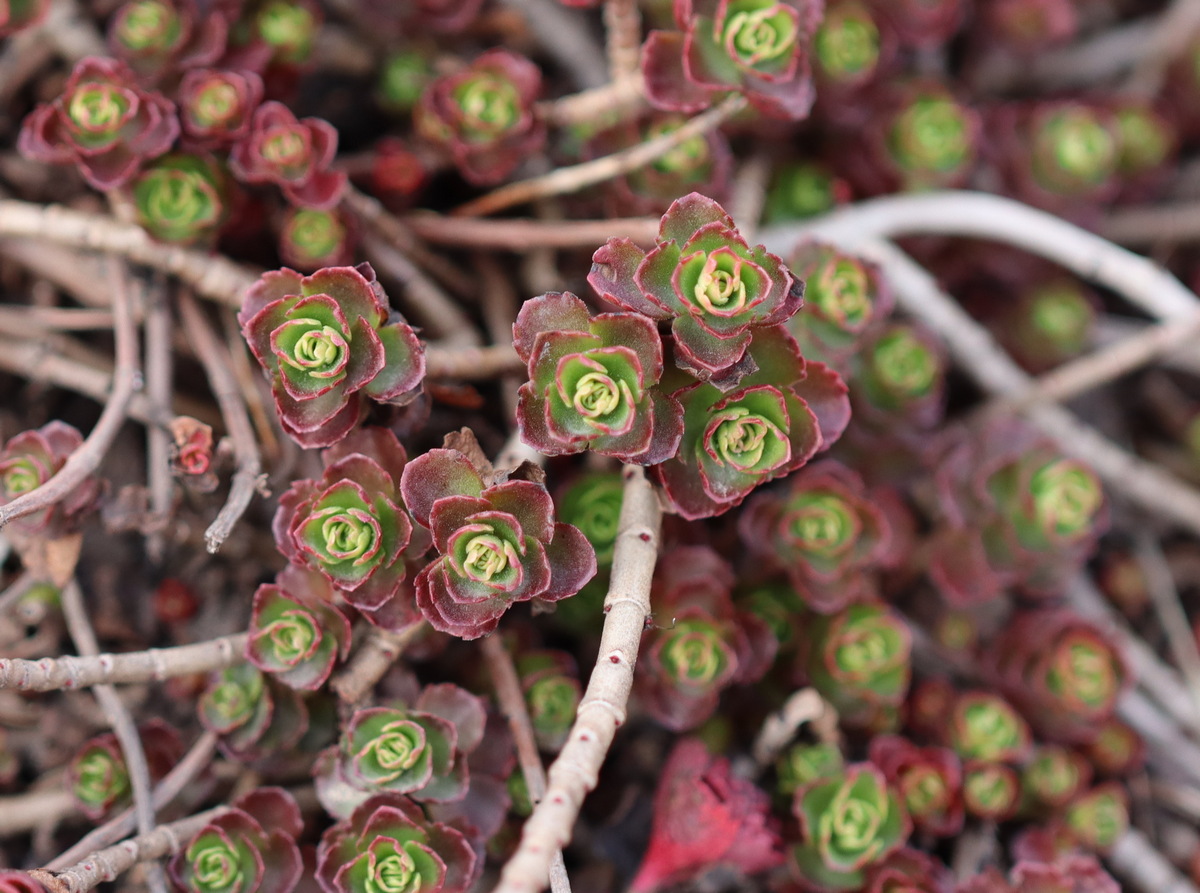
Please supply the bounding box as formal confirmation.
[1109,827,1200,893]
[403,213,659,251]
[425,344,524,380]
[1104,200,1200,245]
[475,253,523,420]
[31,805,228,893]
[0,200,258,308]
[604,0,642,80]
[60,580,166,893]
[330,623,426,704]
[480,635,572,893]
[0,306,115,330]
[144,282,174,563]
[455,95,747,218]
[537,77,645,129]
[47,731,220,870]
[177,294,264,554]
[0,632,248,691]
[0,260,140,531]
[1134,535,1200,733]
[495,465,661,893]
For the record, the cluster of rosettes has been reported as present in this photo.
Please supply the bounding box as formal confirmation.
[198,662,309,761]
[517,193,850,520]
[635,546,775,730]
[928,420,1107,605]
[0,420,101,538]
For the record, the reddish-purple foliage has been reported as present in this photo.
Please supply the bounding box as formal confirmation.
[229,101,347,208]
[178,68,264,151]
[0,420,101,535]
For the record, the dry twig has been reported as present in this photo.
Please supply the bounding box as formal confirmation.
[330,623,425,704]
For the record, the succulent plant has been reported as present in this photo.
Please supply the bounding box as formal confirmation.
[107,0,227,79]
[790,762,911,891]
[991,610,1127,745]
[168,788,303,893]
[378,51,432,114]
[864,847,951,893]
[0,421,102,536]
[869,735,963,838]
[641,0,823,119]
[589,193,804,381]
[947,691,1032,764]
[400,442,596,639]
[0,874,44,893]
[1084,718,1144,776]
[630,739,783,892]
[849,322,946,430]
[653,326,850,519]
[319,684,485,816]
[68,720,183,819]
[555,471,624,569]
[517,650,581,752]
[777,742,845,796]
[199,663,308,760]
[229,101,347,208]
[239,265,425,448]
[246,0,321,66]
[873,0,964,49]
[802,602,912,726]
[1063,783,1129,851]
[765,161,852,223]
[1113,100,1176,179]
[1022,745,1092,810]
[18,56,178,190]
[514,291,682,464]
[961,760,1021,821]
[178,69,264,150]
[415,49,545,186]
[273,427,416,611]
[131,152,228,245]
[246,575,351,690]
[740,460,892,613]
[0,0,48,36]
[279,207,354,271]
[977,0,1077,53]
[315,793,478,893]
[785,243,893,368]
[812,1,884,90]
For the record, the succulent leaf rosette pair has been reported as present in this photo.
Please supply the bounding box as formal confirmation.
[740,460,892,613]
[642,0,823,119]
[514,291,682,464]
[789,762,911,892]
[316,793,477,893]
[399,442,596,639]
[169,788,303,893]
[274,428,417,616]
[240,264,425,448]
[18,56,178,190]
[415,49,545,186]
[317,684,486,818]
[589,193,804,381]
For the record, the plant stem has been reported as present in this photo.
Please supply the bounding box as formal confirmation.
[144,281,173,563]
[329,623,425,704]
[31,806,227,893]
[480,635,572,893]
[1109,827,1200,893]
[538,77,645,129]
[604,0,642,80]
[403,213,659,252]
[0,633,248,692]
[501,0,607,88]
[177,294,264,554]
[425,344,524,380]
[454,95,747,218]
[1134,536,1200,734]
[0,200,258,309]
[0,259,139,531]
[495,464,660,893]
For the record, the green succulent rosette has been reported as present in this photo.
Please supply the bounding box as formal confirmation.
[251,0,318,65]
[108,0,186,69]
[740,460,891,613]
[885,87,978,189]
[517,650,581,752]
[67,720,183,819]
[1114,101,1175,176]
[131,152,227,245]
[777,742,845,796]
[316,793,477,893]
[169,788,303,893]
[246,576,351,690]
[790,762,911,891]
[639,607,740,731]
[178,68,263,149]
[378,51,431,113]
[1030,103,1120,197]
[653,326,851,519]
[852,323,945,429]
[961,760,1020,821]
[556,471,624,568]
[1064,783,1129,851]
[947,692,1031,763]
[514,291,682,464]
[1084,718,1144,776]
[0,420,101,535]
[1022,745,1091,809]
[199,664,308,760]
[765,161,849,223]
[589,193,804,381]
[786,242,893,367]
[275,427,415,615]
[804,602,912,725]
[813,1,882,87]
[737,580,806,648]
[869,735,964,838]
[279,207,352,271]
